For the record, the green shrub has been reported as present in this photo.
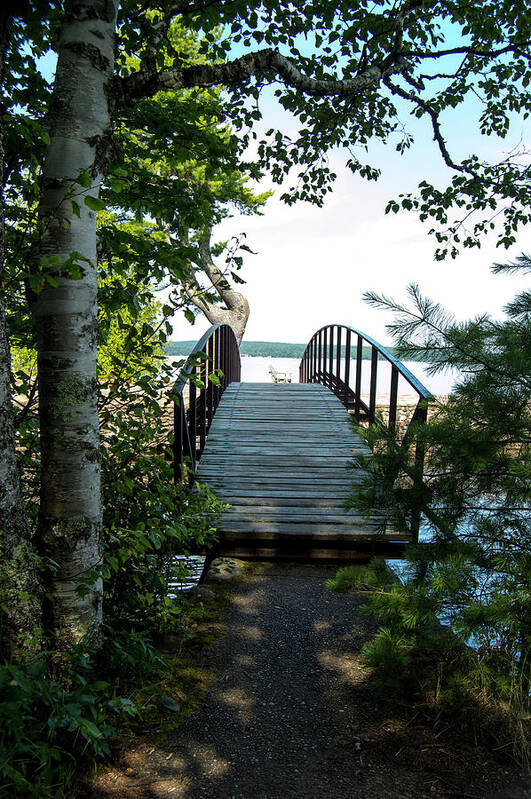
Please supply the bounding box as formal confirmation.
[0,654,138,799]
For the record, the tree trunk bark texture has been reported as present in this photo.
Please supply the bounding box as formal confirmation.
[186,237,250,345]
[33,0,117,650]
[0,1,43,661]
[0,303,43,659]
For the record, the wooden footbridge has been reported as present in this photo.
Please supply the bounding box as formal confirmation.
[172,323,431,561]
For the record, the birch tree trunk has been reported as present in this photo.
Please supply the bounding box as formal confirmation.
[33,0,117,650]
[0,2,43,660]
[184,235,250,345]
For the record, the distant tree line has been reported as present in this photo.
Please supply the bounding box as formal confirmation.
[166,339,423,360]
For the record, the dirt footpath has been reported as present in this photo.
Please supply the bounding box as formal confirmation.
[87,563,529,799]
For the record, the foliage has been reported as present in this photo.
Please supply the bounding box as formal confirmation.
[328,558,528,765]
[1,21,225,796]
[325,558,393,593]
[189,0,531,256]
[335,259,530,763]
[0,651,140,798]
[102,19,268,327]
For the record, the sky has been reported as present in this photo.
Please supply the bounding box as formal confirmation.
[172,84,531,346]
[35,29,530,350]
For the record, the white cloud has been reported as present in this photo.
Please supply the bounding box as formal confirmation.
[172,159,531,347]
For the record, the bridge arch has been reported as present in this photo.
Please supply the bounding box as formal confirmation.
[171,323,431,558]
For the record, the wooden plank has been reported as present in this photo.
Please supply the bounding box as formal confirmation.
[193,381,408,557]
[203,487,356,497]
[204,493,353,503]
[218,496,353,507]
[222,507,380,519]
[218,521,387,533]
[220,514,386,525]
[198,476,357,485]
[198,470,362,481]
[220,526,402,539]
[220,546,406,561]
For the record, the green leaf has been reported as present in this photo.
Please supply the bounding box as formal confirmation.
[77,169,92,188]
[84,195,105,212]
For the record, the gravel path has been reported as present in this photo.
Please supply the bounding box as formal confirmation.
[162,563,382,798]
[88,563,529,799]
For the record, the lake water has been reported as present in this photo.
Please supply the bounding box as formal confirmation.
[166,353,459,401]
[240,355,459,398]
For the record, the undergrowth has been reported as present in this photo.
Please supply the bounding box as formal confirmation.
[327,559,530,771]
[0,580,231,799]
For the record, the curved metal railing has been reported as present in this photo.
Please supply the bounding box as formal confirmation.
[172,323,240,482]
[300,324,433,539]
[300,324,432,427]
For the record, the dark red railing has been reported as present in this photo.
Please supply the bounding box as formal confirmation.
[300,324,433,539]
[172,323,240,482]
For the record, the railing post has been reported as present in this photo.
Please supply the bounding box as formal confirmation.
[224,327,229,389]
[369,345,378,423]
[328,325,334,391]
[336,326,341,398]
[188,365,197,466]
[235,331,241,381]
[207,335,214,430]
[323,327,327,386]
[344,328,351,408]
[318,330,322,382]
[198,355,207,455]
[389,365,399,432]
[173,396,184,484]
[215,327,221,407]
[355,335,362,420]
[222,327,226,391]
[312,336,317,382]
[411,403,428,543]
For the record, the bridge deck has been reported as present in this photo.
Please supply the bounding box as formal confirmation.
[198,382,408,560]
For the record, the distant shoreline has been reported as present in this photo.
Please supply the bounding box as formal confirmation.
[166,340,428,361]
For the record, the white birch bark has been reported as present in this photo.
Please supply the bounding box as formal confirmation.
[182,235,250,345]
[33,0,117,650]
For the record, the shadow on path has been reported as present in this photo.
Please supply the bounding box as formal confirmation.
[87,564,529,799]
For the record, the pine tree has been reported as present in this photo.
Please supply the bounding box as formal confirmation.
[335,256,530,759]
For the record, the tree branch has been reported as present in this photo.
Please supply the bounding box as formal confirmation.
[195,233,249,343]
[115,47,408,108]
[403,42,531,60]
[165,0,238,17]
[384,76,470,174]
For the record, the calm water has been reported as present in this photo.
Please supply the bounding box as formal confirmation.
[240,355,458,398]
[167,353,459,397]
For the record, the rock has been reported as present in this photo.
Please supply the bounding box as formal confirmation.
[188,585,216,602]
[158,694,181,713]
[205,557,247,583]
